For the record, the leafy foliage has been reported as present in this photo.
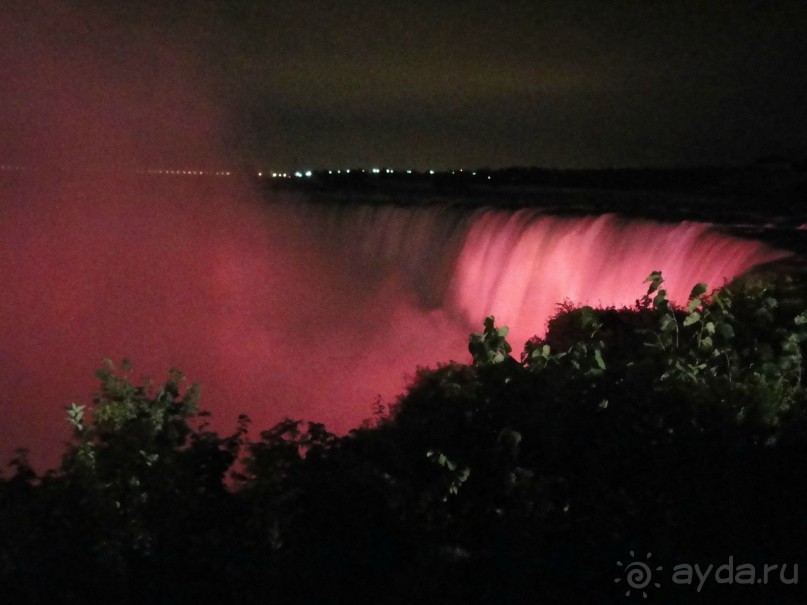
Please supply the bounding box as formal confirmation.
[3,273,807,604]
[468,315,512,365]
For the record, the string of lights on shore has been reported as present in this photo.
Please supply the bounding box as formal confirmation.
[1,164,494,180]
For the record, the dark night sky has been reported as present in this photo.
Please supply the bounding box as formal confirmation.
[2,0,807,170]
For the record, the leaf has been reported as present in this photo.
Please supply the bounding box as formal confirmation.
[717,322,734,339]
[683,312,701,327]
[686,297,701,313]
[67,403,85,417]
[660,314,677,332]
[497,326,509,338]
[594,348,606,369]
[645,271,664,294]
[689,283,708,299]
[704,321,715,335]
[66,403,86,430]
[579,306,595,326]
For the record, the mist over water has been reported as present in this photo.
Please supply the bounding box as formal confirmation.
[0,174,791,468]
[0,176,468,469]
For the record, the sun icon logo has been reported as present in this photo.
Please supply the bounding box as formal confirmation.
[615,550,662,598]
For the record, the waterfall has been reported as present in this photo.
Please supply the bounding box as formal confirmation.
[298,201,788,343]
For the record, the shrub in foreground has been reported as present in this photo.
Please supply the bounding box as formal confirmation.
[2,272,807,604]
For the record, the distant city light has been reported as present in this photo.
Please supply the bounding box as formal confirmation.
[372,168,380,174]
[141,168,233,177]
[429,170,435,175]
[294,171,303,178]
[305,170,312,177]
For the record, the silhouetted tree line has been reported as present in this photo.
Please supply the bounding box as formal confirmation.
[2,272,807,604]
